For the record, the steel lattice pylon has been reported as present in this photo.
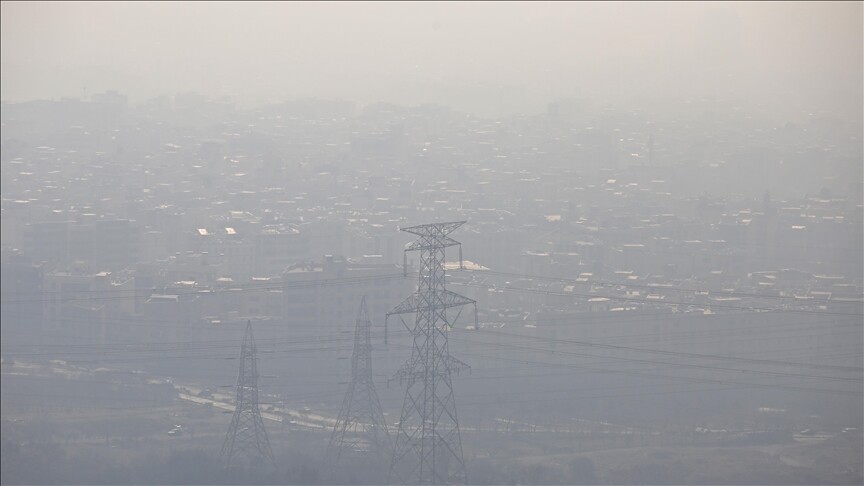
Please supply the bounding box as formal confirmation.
[326,296,392,467]
[387,221,476,485]
[220,320,275,469]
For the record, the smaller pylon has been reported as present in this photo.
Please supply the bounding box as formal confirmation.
[220,320,275,469]
[326,297,391,467]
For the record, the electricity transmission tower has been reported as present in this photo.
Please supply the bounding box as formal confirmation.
[220,320,275,469]
[387,221,477,485]
[326,296,391,466]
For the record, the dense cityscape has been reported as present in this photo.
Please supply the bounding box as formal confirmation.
[1,90,861,484]
[2,2,863,484]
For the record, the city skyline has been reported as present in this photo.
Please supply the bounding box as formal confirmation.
[2,1,861,121]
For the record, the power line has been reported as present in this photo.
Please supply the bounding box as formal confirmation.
[466,268,864,304]
[0,272,410,304]
[3,314,859,374]
[450,334,862,384]
[447,348,861,397]
[469,327,864,373]
[451,281,863,317]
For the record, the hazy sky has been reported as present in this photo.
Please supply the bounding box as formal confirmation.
[1,1,861,119]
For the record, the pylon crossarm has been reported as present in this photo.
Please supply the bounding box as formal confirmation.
[404,235,461,253]
[437,290,476,312]
[451,305,465,331]
[400,221,466,238]
[446,355,471,375]
[391,364,410,386]
[391,356,427,386]
[387,293,423,320]
[387,290,476,318]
